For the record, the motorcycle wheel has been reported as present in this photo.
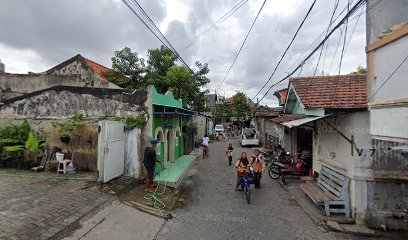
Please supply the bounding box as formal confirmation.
[245,186,250,204]
[269,167,281,179]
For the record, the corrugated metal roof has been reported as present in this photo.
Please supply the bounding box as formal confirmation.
[282,115,330,128]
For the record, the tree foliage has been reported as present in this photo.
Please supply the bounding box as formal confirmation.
[145,46,177,93]
[231,92,252,123]
[106,45,211,111]
[351,65,367,74]
[104,47,146,90]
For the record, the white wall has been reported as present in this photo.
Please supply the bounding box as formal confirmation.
[313,112,371,214]
[125,128,142,179]
[373,36,408,102]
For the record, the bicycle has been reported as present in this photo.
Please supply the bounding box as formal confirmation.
[202,145,209,158]
[241,165,255,204]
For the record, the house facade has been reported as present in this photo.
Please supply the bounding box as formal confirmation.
[0,54,120,102]
[253,106,282,147]
[269,74,373,216]
[365,0,408,226]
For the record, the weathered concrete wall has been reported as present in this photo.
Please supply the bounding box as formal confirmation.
[365,1,408,224]
[0,86,148,172]
[366,0,408,45]
[192,115,207,142]
[371,106,408,140]
[372,36,408,102]
[125,128,142,178]
[0,119,99,171]
[313,112,371,214]
[0,86,146,120]
[47,57,107,88]
[0,73,84,101]
[367,180,408,214]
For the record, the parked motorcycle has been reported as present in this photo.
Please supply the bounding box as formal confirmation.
[268,152,311,179]
[259,148,274,164]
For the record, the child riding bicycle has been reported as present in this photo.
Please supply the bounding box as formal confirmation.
[235,152,250,191]
[202,134,210,158]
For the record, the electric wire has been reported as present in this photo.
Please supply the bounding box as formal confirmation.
[180,0,249,52]
[313,0,340,76]
[330,0,350,108]
[254,0,367,106]
[251,0,317,100]
[368,51,408,102]
[122,0,192,71]
[216,0,267,91]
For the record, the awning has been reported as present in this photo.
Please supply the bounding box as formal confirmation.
[283,115,330,128]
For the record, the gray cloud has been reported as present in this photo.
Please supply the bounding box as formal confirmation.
[0,0,367,105]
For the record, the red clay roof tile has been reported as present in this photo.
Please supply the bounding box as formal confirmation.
[290,74,367,109]
[84,58,110,85]
[271,115,305,124]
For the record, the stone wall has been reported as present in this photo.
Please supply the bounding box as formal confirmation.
[0,86,147,120]
[46,56,107,88]
[0,86,148,172]
[0,73,84,101]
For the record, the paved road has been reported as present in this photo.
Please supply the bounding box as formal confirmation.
[0,171,135,240]
[65,200,165,240]
[157,139,332,240]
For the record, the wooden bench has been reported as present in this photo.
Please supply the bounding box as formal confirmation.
[300,165,350,217]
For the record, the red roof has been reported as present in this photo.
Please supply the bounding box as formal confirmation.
[290,74,367,109]
[271,115,304,124]
[274,89,288,106]
[84,58,110,85]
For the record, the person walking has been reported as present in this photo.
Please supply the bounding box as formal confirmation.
[143,139,162,192]
[251,149,265,189]
[226,143,234,166]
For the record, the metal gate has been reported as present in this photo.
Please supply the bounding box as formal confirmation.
[97,121,126,183]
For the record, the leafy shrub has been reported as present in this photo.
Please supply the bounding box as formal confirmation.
[52,113,84,135]
[0,120,45,162]
[113,115,146,130]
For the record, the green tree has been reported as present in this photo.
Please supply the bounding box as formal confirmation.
[106,45,211,111]
[165,65,210,111]
[231,92,252,125]
[351,65,367,74]
[214,102,232,124]
[104,47,146,90]
[145,46,177,93]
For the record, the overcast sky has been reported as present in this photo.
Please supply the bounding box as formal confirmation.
[0,0,367,105]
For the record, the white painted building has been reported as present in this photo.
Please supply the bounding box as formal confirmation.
[271,74,371,216]
[364,0,408,228]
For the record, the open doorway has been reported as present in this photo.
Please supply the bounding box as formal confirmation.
[297,127,313,166]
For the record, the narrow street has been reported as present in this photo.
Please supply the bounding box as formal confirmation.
[156,139,331,240]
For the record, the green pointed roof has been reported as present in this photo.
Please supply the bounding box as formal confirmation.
[151,86,183,108]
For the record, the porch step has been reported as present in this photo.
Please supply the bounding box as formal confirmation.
[154,155,197,188]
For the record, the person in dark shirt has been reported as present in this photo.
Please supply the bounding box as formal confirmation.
[143,139,162,192]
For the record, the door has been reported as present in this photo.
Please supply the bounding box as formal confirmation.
[97,121,126,183]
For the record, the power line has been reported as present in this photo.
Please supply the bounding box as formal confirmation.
[313,0,340,76]
[368,51,408,102]
[130,0,191,69]
[286,0,357,76]
[252,0,317,100]
[330,0,350,107]
[255,0,366,106]
[217,0,267,91]
[180,0,249,52]
[122,0,192,71]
